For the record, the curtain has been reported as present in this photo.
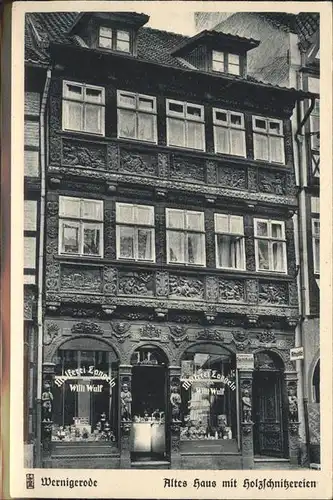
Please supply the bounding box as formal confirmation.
[119,226,135,258]
[85,104,101,134]
[119,109,136,138]
[168,231,184,262]
[168,118,185,147]
[217,235,243,268]
[257,240,269,270]
[138,228,152,260]
[230,128,245,156]
[187,121,204,150]
[138,113,155,141]
[83,226,100,255]
[270,136,284,163]
[272,241,284,271]
[254,134,268,161]
[187,233,203,265]
[214,126,229,153]
[63,223,79,253]
[67,101,83,131]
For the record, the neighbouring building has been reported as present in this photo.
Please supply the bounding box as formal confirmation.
[195,11,320,466]
[24,10,317,469]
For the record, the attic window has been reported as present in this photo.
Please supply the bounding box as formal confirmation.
[98,26,131,53]
[212,50,240,76]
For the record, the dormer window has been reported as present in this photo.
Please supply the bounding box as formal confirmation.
[98,26,131,53]
[212,50,240,76]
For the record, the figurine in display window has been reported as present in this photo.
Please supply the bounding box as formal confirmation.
[120,383,132,421]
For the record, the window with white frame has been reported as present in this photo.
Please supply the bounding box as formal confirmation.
[166,100,205,151]
[59,197,103,257]
[116,203,155,261]
[310,99,320,152]
[312,218,320,274]
[117,91,157,143]
[98,26,131,52]
[213,109,246,156]
[62,81,105,135]
[212,51,240,76]
[254,219,287,272]
[253,116,285,164]
[215,214,245,269]
[166,209,205,266]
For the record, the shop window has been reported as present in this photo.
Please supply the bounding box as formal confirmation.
[253,116,285,164]
[254,219,287,273]
[213,108,246,156]
[117,91,157,143]
[52,347,118,443]
[62,81,105,135]
[166,99,205,151]
[166,208,206,266]
[215,213,245,269]
[312,219,320,274]
[59,196,104,257]
[98,27,131,53]
[212,51,240,76]
[180,345,236,443]
[116,203,155,261]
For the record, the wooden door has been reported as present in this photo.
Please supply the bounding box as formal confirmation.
[253,371,284,457]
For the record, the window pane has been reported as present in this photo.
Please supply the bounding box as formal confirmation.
[138,113,155,142]
[314,238,320,273]
[186,211,204,231]
[215,111,228,123]
[138,228,153,260]
[59,197,81,218]
[270,136,284,163]
[187,233,204,265]
[271,222,283,239]
[213,50,224,62]
[256,220,268,237]
[187,105,202,120]
[187,121,204,150]
[136,206,154,225]
[230,114,242,126]
[138,97,154,111]
[100,26,112,38]
[212,60,224,72]
[167,210,185,229]
[119,109,136,138]
[169,102,184,115]
[272,241,285,271]
[85,88,103,104]
[168,118,185,146]
[119,226,135,259]
[99,36,112,49]
[168,231,185,263]
[85,105,102,134]
[119,93,136,108]
[65,84,83,100]
[66,101,83,131]
[215,214,229,233]
[62,222,79,254]
[214,126,229,154]
[116,39,130,52]
[257,240,269,270]
[217,234,244,269]
[230,129,245,156]
[117,30,130,41]
[269,121,282,134]
[82,200,103,221]
[254,134,269,161]
[117,204,135,224]
[83,225,101,255]
[229,54,240,64]
[228,64,240,76]
[313,220,320,236]
[255,118,267,130]
[230,216,244,234]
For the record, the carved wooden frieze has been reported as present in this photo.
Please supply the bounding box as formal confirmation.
[158,153,169,178]
[206,160,218,185]
[258,281,289,305]
[139,323,162,340]
[217,164,247,190]
[62,139,107,169]
[170,156,205,183]
[169,275,204,299]
[71,321,104,335]
[258,170,286,195]
[218,279,245,302]
[197,328,224,341]
[60,265,103,292]
[246,279,258,304]
[118,271,154,296]
[156,271,169,297]
[103,266,118,295]
[110,321,131,342]
[169,325,188,346]
[44,321,60,345]
[119,149,157,176]
[205,276,219,302]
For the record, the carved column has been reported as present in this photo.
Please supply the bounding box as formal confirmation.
[168,366,181,469]
[239,370,254,469]
[41,362,56,467]
[285,374,300,466]
[119,365,132,469]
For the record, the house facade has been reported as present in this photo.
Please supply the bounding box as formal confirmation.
[24,11,316,469]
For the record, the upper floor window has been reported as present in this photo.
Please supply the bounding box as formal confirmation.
[59,197,103,257]
[312,218,320,274]
[213,109,246,156]
[62,81,105,135]
[310,99,320,152]
[98,26,131,52]
[116,203,155,261]
[254,219,287,273]
[166,209,205,266]
[117,91,157,143]
[212,51,240,76]
[253,116,285,164]
[166,100,205,151]
[215,214,245,270]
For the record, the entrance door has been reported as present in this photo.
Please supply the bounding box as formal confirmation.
[253,371,284,457]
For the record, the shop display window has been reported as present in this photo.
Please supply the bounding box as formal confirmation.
[180,344,236,442]
[52,347,118,444]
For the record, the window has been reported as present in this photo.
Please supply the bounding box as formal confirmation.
[98,26,131,53]
[59,197,103,257]
[312,219,320,274]
[166,209,205,266]
[166,100,205,151]
[213,109,246,156]
[310,99,320,151]
[212,51,240,76]
[254,219,287,272]
[117,91,157,143]
[116,203,155,261]
[215,214,245,270]
[62,81,105,135]
[253,116,285,164]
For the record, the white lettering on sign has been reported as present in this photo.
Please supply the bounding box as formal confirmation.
[54,365,116,388]
[290,347,304,361]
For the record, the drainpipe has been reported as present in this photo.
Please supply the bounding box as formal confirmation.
[35,67,51,468]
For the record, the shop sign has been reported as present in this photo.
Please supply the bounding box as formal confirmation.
[290,347,304,361]
[181,369,236,391]
[236,353,254,370]
[54,365,116,389]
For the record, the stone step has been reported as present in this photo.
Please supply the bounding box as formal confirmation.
[131,460,171,469]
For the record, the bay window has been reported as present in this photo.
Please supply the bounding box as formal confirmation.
[59,197,103,257]
[166,208,205,266]
[312,218,320,274]
[215,214,245,269]
[62,81,105,135]
[213,109,246,156]
[116,203,155,261]
[253,116,285,164]
[166,100,205,151]
[117,91,157,143]
[254,219,287,273]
